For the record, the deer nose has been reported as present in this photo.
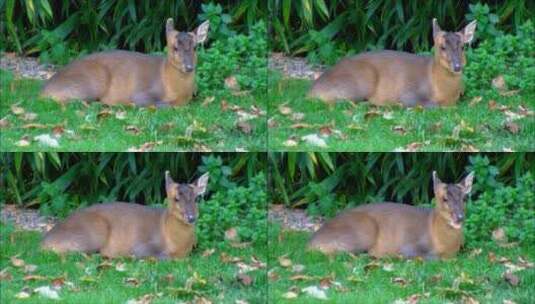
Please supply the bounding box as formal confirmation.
[186,215,196,223]
[184,64,194,72]
[457,214,464,221]
[453,63,462,72]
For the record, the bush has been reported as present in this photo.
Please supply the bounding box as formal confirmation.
[196,21,267,98]
[465,156,535,246]
[464,21,535,97]
[196,172,266,249]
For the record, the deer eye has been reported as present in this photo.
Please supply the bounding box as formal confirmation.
[440,46,446,51]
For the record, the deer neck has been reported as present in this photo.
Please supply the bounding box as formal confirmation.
[161,210,195,254]
[430,58,463,106]
[429,209,463,258]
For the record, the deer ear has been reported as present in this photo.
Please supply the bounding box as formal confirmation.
[460,171,475,194]
[462,20,477,44]
[193,21,210,45]
[165,171,175,189]
[166,18,175,34]
[432,171,443,190]
[432,18,442,39]
[194,173,209,197]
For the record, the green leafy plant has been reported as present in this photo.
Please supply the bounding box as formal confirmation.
[465,160,535,246]
[198,2,236,41]
[196,21,267,97]
[197,172,267,248]
[465,2,502,41]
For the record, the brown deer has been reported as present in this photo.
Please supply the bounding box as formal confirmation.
[308,19,477,107]
[41,171,209,259]
[308,171,474,259]
[40,19,209,107]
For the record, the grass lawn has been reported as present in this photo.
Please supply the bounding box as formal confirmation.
[268,228,535,303]
[0,222,267,303]
[0,70,266,152]
[267,72,535,152]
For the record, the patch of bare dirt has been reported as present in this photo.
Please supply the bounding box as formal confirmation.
[269,52,324,80]
[1,52,56,80]
[269,204,323,232]
[1,205,56,232]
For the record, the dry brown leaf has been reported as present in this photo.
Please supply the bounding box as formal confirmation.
[462,295,480,304]
[23,274,47,281]
[319,126,332,136]
[392,125,407,135]
[278,104,292,115]
[22,112,38,121]
[291,264,305,273]
[202,249,215,257]
[290,123,313,129]
[289,274,314,281]
[24,264,37,273]
[503,271,520,286]
[278,255,292,268]
[0,117,10,128]
[115,110,127,120]
[125,125,141,135]
[281,291,298,299]
[125,277,141,287]
[22,123,48,129]
[202,96,215,107]
[225,76,240,91]
[268,117,278,128]
[11,104,25,115]
[236,121,252,134]
[15,291,31,299]
[492,228,507,243]
[392,277,408,287]
[221,100,229,111]
[492,75,506,91]
[503,121,520,134]
[11,256,25,267]
[97,108,113,119]
[0,268,12,281]
[469,96,483,106]
[237,273,253,286]
[283,139,298,147]
[364,109,382,120]
[291,112,305,121]
[225,228,239,242]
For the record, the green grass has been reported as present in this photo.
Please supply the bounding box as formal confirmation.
[268,228,535,303]
[0,222,267,303]
[267,72,535,152]
[0,70,266,152]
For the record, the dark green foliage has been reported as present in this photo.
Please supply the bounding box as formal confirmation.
[269,153,534,216]
[269,0,535,60]
[464,21,535,97]
[0,152,265,212]
[197,172,267,248]
[197,21,267,97]
[0,0,268,63]
[465,156,535,246]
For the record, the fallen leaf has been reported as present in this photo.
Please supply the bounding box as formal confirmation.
[225,76,240,91]
[225,228,239,242]
[282,291,298,299]
[22,123,48,129]
[125,125,141,135]
[469,96,482,106]
[115,263,127,272]
[236,300,249,304]
[278,255,292,268]
[382,111,394,120]
[11,256,25,267]
[202,96,215,107]
[125,277,141,287]
[492,75,506,91]
[23,274,47,281]
[289,274,315,281]
[34,286,60,299]
[291,112,305,121]
[24,264,38,273]
[202,249,215,257]
[115,110,127,120]
[292,264,305,273]
[319,126,332,136]
[15,291,31,299]
[22,112,38,121]
[278,104,292,115]
[503,271,520,286]
[237,273,253,286]
[126,294,155,304]
[301,134,327,148]
[392,277,409,287]
[503,300,517,304]
[0,268,12,281]
[492,228,507,243]
[0,117,10,128]
[290,123,313,129]
[392,125,407,135]
[302,286,328,300]
[11,104,25,115]
[97,108,113,119]
[364,109,382,120]
[221,100,229,111]
[462,295,480,304]
[35,134,59,147]
[469,248,482,257]
[268,117,278,128]
[236,121,252,134]
[382,263,394,272]
[488,100,498,110]
[283,139,298,147]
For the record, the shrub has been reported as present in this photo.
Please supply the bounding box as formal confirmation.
[464,21,535,97]
[196,172,267,249]
[196,21,267,98]
[465,156,535,246]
